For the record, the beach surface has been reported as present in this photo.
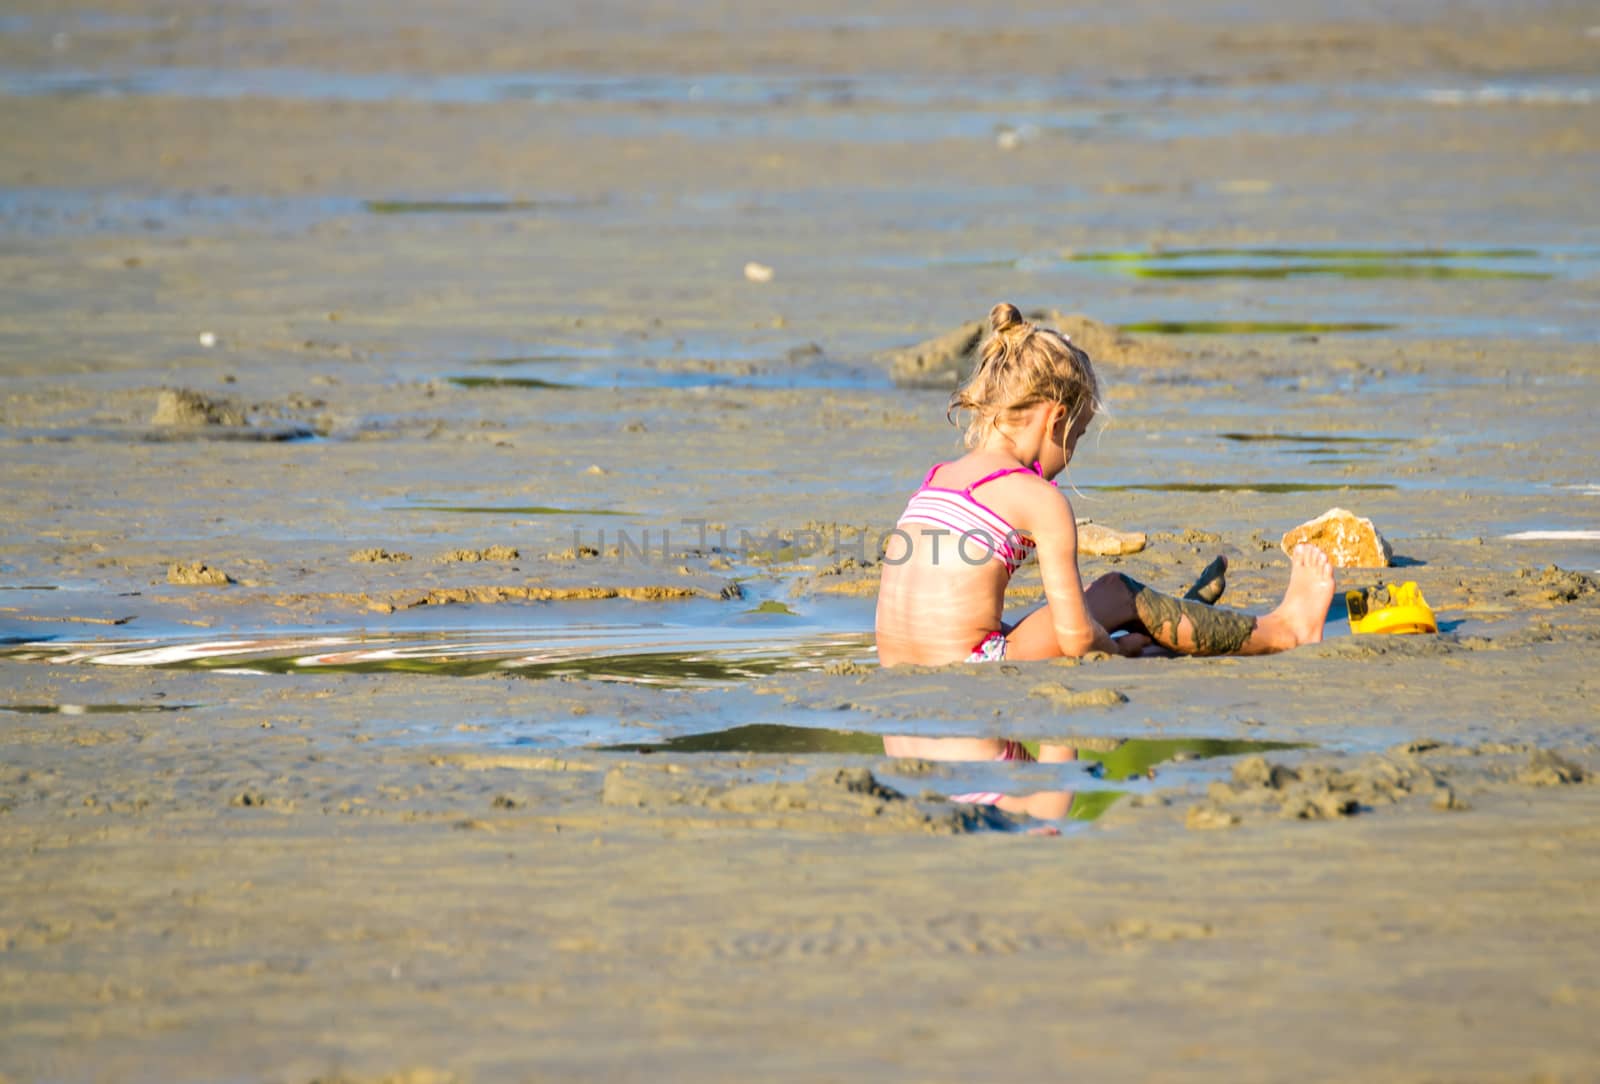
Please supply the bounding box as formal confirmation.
[2,0,1598,1079]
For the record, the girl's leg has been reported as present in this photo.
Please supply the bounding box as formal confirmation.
[1116,545,1333,655]
[1008,546,1333,658]
[1081,555,1228,634]
[1004,568,1172,656]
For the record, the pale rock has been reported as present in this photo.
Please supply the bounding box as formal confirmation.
[1280,507,1392,568]
[1077,521,1147,556]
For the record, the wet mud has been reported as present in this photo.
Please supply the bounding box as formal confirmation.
[3,0,1600,1080]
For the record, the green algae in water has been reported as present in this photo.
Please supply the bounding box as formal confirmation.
[1128,263,1548,282]
[55,632,877,688]
[605,725,1307,823]
[1088,482,1396,494]
[1069,246,1554,282]
[448,376,572,390]
[1071,247,1541,263]
[1077,737,1306,781]
[745,600,800,616]
[607,724,1303,773]
[1122,320,1396,335]
[1219,433,1402,445]
[168,650,809,684]
[365,200,540,214]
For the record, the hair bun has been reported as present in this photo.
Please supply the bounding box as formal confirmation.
[988,302,1027,336]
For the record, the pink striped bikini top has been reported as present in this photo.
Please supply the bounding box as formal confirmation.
[895,461,1044,575]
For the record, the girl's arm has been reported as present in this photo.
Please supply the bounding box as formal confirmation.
[1018,485,1122,657]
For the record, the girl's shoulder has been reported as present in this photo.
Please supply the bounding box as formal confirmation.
[971,465,1073,535]
[925,453,1044,491]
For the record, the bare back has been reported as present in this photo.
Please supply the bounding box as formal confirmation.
[874,456,1055,665]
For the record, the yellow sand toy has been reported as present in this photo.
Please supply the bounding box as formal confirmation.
[1346,581,1438,635]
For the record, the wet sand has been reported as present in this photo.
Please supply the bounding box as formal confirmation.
[3,0,1599,1080]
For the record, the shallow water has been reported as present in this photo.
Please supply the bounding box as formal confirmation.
[1088,482,1398,494]
[0,628,1331,828]
[3,627,876,689]
[0,701,196,714]
[605,722,1310,825]
[4,65,1591,111]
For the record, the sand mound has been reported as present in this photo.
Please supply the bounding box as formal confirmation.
[152,388,246,427]
[883,311,1178,389]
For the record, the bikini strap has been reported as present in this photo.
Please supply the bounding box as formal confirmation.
[966,461,1044,493]
[918,462,947,489]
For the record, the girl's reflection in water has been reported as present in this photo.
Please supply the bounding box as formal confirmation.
[883,735,1084,821]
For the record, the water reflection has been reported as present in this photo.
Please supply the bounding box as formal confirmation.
[3,630,875,686]
[0,702,195,715]
[607,724,1304,823]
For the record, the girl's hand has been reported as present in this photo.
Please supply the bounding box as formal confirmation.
[1113,632,1153,657]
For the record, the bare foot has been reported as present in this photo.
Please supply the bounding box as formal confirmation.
[1267,544,1335,647]
[1183,555,1228,604]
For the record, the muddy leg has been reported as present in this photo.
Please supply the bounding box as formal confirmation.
[1118,546,1333,657]
[1116,573,1257,655]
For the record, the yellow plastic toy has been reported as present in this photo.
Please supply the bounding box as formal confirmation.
[1346,581,1437,635]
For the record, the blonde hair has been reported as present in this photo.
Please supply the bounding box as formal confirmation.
[947,302,1102,449]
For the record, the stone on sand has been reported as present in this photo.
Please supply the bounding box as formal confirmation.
[1077,521,1147,556]
[349,548,412,563]
[1280,507,1392,568]
[437,545,520,563]
[1029,682,1128,710]
[1518,750,1586,787]
[166,561,233,585]
[1185,805,1241,831]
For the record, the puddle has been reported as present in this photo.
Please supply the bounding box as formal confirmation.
[1421,84,1596,107]
[447,376,572,391]
[1219,433,1403,445]
[1121,264,1547,282]
[1088,482,1397,494]
[1076,246,1543,262]
[453,348,891,392]
[365,200,540,215]
[1064,247,1578,282]
[607,723,1300,771]
[1121,320,1397,335]
[3,628,876,687]
[6,65,1587,114]
[1218,433,1397,457]
[1,702,197,715]
[745,601,800,616]
[4,425,319,444]
[388,504,634,517]
[917,245,1600,342]
[1504,530,1600,541]
[0,66,1298,109]
[605,723,1305,824]
[0,187,362,238]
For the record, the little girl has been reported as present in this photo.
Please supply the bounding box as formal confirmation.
[875,303,1335,665]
